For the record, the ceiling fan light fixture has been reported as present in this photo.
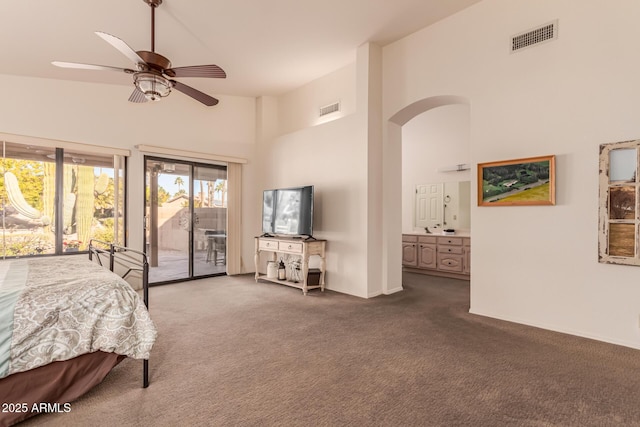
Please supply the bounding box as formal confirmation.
[134,72,171,101]
[52,0,224,106]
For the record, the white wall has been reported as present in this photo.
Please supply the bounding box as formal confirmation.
[384,0,640,349]
[278,63,356,135]
[0,74,259,273]
[260,43,391,298]
[258,46,387,298]
[259,114,369,297]
[402,104,471,232]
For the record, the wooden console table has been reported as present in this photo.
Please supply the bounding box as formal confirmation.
[254,236,326,295]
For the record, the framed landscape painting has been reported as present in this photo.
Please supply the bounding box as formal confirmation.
[478,155,556,206]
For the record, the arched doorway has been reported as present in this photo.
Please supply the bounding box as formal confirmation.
[382,95,471,294]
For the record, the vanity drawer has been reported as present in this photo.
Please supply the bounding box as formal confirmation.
[402,234,418,243]
[418,236,437,244]
[437,245,463,255]
[259,239,279,250]
[279,241,303,253]
[437,237,463,246]
[437,254,464,272]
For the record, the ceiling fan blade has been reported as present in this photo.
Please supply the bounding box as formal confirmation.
[165,65,226,79]
[128,87,148,103]
[95,31,147,68]
[52,61,135,74]
[171,80,219,106]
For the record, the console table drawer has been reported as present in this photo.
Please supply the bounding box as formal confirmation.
[259,239,279,250]
[279,241,303,253]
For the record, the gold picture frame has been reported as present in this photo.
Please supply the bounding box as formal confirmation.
[477,155,556,206]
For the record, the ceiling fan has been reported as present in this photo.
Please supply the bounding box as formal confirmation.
[52,0,226,106]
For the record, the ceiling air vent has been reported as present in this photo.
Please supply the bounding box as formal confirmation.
[319,101,340,117]
[511,20,558,52]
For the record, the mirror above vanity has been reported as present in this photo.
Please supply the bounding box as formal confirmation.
[415,181,471,232]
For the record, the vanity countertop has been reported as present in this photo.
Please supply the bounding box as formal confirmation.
[403,230,471,237]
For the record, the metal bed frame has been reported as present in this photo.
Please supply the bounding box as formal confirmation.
[88,239,150,388]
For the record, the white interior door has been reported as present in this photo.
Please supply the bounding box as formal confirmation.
[415,183,443,230]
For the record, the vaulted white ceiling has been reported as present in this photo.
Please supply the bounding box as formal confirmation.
[0,0,481,98]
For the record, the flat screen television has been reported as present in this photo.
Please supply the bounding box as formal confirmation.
[262,185,314,237]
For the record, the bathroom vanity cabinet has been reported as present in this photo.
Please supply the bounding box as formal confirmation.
[402,234,470,280]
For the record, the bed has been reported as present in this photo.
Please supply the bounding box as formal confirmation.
[0,241,157,426]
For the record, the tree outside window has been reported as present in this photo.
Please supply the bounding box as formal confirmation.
[1,141,125,257]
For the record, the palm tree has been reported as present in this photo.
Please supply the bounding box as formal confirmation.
[215,179,227,207]
[199,180,204,207]
[174,176,184,195]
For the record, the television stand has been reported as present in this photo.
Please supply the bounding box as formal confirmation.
[254,236,326,295]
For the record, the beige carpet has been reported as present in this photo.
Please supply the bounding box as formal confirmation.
[20,273,640,426]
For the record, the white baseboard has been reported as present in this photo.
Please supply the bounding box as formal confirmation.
[468,308,640,351]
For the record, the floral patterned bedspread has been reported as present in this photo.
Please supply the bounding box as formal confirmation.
[0,256,157,379]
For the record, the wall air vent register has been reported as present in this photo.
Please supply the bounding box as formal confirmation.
[319,101,341,117]
[511,20,558,52]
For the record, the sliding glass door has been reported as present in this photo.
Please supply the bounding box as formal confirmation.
[193,165,227,277]
[144,157,227,284]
